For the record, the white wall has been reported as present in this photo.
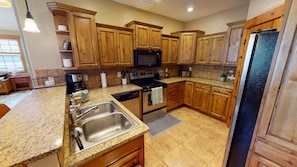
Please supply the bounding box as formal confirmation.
[247,0,284,19]
[185,4,249,35]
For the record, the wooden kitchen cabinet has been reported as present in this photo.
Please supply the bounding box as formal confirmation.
[192,83,211,114]
[167,82,185,111]
[161,34,179,64]
[245,1,297,166]
[126,21,163,50]
[195,32,226,65]
[171,30,205,64]
[47,2,100,69]
[78,136,144,167]
[97,24,133,67]
[0,79,12,95]
[184,81,194,106]
[209,86,231,121]
[222,20,245,66]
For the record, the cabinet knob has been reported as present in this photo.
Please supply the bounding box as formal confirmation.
[134,165,142,167]
[220,90,223,93]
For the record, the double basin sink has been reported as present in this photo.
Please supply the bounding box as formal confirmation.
[70,101,138,154]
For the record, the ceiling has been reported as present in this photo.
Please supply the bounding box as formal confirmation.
[112,0,250,22]
[0,0,18,31]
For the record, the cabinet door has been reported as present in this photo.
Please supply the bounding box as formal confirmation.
[161,37,170,63]
[170,38,179,63]
[192,84,211,114]
[195,36,212,64]
[209,87,231,121]
[135,25,149,49]
[118,30,133,67]
[70,12,99,68]
[184,82,194,106]
[209,34,225,65]
[167,85,179,111]
[249,153,281,167]
[223,22,244,66]
[109,149,141,167]
[178,33,197,64]
[98,27,118,67]
[178,82,185,105]
[150,27,162,50]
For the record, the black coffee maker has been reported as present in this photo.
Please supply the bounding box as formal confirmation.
[65,73,86,94]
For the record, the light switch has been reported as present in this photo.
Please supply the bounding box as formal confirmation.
[117,72,121,78]
[83,74,88,81]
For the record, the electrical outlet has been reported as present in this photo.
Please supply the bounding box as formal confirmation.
[189,67,192,71]
[83,74,88,81]
[117,72,122,78]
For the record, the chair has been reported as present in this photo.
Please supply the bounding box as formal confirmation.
[0,104,10,118]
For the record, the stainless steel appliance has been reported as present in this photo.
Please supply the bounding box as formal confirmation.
[223,30,279,166]
[130,71,167,123]
[134,50,162,68]
[112,91,141,119]
[65,73,86,94]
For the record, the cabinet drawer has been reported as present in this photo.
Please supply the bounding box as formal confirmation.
[12,78,29,83]
[195,83,211,90]
[212,86,232,95]
[167,98,179,110]
[167,83,179,89]
[167,87,179,99]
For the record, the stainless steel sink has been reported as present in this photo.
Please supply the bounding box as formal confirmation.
[70,101,138,154]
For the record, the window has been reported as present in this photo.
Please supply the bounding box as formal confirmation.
[0,35,26,73]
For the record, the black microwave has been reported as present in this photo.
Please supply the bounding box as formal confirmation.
[134,50,162,68]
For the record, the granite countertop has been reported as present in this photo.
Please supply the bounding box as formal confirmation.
[63,84,149,167]
[159,77,234,89]
[0,86,67,167]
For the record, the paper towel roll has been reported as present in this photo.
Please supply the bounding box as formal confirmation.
[100,72,107,88]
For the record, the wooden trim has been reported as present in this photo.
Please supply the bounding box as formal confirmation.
[125,20,163,29]
[47,2,97,15]
[197,31,227,38]
[171,30,205,34]
[161,34,179,39]
[244,5,284,29]
[227,20,246,26]
[96,23,133,32]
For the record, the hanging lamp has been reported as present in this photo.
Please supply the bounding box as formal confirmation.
[0,0,11,8]
[23,0,40,33]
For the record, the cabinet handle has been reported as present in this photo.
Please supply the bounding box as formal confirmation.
[134,165,142,167]
[219,90,223,93]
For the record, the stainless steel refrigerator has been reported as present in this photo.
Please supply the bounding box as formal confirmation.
[223,30,279,167]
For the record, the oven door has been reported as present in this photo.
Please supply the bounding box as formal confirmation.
[143,87,167,113]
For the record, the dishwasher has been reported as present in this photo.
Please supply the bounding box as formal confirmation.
[112,91,142,120]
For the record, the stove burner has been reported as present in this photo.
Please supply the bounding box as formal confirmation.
[130,71,167,91]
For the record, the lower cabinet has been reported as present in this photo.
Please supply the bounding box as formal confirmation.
[185,82,232,122]
[167,82,185,111]
[78,136,144,167]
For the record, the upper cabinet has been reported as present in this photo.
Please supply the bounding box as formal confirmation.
[97,24,133,67]
[47,2,100,69]
[222,20,245,66]
[171,30,205,64]
[126,21,163,50]
[161,34,179,64]
[195,32,226,65]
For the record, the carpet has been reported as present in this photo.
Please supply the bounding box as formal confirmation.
[146,114,181,137]
[0,90,31,109]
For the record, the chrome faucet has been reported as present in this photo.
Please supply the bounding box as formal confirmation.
[69,105,98,126]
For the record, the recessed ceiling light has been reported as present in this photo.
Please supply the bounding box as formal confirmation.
[187,7,193,12]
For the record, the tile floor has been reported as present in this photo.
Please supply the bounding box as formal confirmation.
[144,107,229,167]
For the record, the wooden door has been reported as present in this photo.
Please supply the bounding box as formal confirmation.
[209,87,231,121]
[98,27,117,67]
[161,37,170,63]
[135,25,149,49]
[178,33,197,64]
[117,30,133,67]
[170,38,179,63]
[209,33,225,65]
[70,12,99,68]
[223,21,244,66]
[195,36,211,64]
[150,27,162,50]
[184,82,194,106]
[192,83,211,114]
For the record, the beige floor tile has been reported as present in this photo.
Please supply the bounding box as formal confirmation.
[166,123,195,143]
[147,158,169,167]
[206,147,226,167]
[145,142,160,166]
[145,132,180,157]
[162,144,207,167]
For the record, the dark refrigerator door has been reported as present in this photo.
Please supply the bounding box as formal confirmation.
[226,31,279,167]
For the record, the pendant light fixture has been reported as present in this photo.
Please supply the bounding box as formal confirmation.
[0,0,11,8]
[23,0,40,33]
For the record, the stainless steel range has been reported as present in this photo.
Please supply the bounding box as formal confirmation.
[130,71,167,123]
